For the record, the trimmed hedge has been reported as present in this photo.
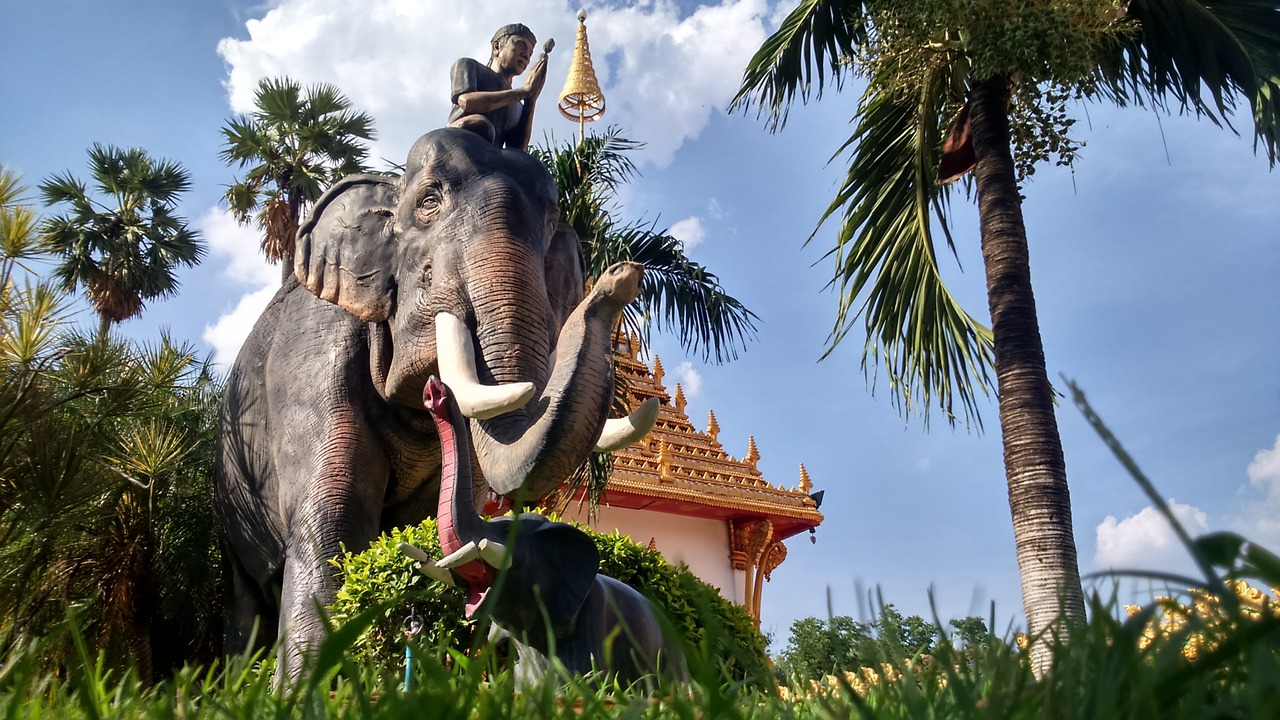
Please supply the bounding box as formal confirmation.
[329,518,769,682]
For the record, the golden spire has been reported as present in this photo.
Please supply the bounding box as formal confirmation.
[744,436,760,471]
[558,9,606,145]
[798,464,812,494]
[706,410,720,441]
[673,384,687,414]
[652,356,665,387]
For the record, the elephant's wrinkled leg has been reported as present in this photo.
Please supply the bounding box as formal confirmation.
[275,415,390,684]
[223,542,277,657]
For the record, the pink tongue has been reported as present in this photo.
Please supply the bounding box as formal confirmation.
[465,587,490,618]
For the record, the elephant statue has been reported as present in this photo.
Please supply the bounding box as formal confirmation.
[399,376,682,685]
[215,127,659,679]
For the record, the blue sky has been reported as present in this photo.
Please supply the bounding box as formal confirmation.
[3,0,1278,647]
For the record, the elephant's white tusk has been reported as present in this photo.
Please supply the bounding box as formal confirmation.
[414,561,457,587]
[435,312,536,419]
[398,542,456,586]
[436,540,482,569]
[398,541,433,563]
[477,538,511,569]
[594,397,661,452]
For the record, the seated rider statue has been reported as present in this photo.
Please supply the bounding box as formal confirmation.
[448,24,548,151]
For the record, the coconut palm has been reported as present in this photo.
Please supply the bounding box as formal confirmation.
[38,145,205,338]
[732,0,1280,668]
[534,128,758,363]
[220,77,375,278]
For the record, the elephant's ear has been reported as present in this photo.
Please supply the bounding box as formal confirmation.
[295,174,399,323]
[544,222,585,332]
[525,521,599,634]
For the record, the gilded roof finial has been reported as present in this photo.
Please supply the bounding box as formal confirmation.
[745,436,760,471]
[658,439,673,481]
[557,9,605,145]
[798,463,812,494]
[652,356,665,387]
[706,410,720,440]
[673,384,687,413]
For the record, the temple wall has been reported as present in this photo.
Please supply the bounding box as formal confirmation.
[565,505,740,604]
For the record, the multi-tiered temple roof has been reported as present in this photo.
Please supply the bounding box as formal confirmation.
[573,334,823,620]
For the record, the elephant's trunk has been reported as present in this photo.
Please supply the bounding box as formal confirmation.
[422,377,493,607]
[465,261,643,499]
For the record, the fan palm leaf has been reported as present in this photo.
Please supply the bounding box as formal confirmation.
[38,145,204,336]
[219,77,375,273]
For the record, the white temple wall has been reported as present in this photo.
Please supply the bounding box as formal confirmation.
[565,505,740,604]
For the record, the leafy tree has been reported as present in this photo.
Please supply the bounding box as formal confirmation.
[2,182,223,679]
[220,76,376,278]
[38,145,205,338]
[775,615,874,680]
[733,0,1280,667]
[949,615,992,648]
[877,603,938,655]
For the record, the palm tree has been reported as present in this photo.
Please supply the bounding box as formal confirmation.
[732,0,1280,668]
[532,129,759,503]
[533,128,758,364]
[38,145,205,338]
[220,77,375,279]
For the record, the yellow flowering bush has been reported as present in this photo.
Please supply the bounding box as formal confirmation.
[777,657,943,701]
[1123,580,1280,660]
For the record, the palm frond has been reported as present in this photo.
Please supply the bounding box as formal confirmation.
[617,223,758,364]
[820,66,993,427]
[1099,0,1280,164]
[731,0,871,130]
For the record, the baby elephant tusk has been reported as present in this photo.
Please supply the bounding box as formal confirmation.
[436,540,482,569]
[398,542,456,586]
[594,397,660,452]
[477,538,511,569]
[435,312,536,419]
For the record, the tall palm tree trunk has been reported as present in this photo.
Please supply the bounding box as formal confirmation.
[968,75,1086,669]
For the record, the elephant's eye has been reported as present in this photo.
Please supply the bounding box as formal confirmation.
[415,191,443,226]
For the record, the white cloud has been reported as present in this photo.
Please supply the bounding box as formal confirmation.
[1240,434,1280,547]
[1095,500,1210,572]
[1247,435,1280,496]
[216,0,775,168]
[669,216,706,250]
[197,206,279,368]
[199,207,278,287]
[203,285,277,368]
[706,197,725,220]
[675,360,703,397]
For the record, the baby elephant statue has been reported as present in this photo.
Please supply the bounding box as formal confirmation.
[399,376,682,685]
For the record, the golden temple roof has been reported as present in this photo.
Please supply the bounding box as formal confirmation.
[601,333,823,540]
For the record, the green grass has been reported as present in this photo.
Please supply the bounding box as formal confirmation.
[3,572,1276,719]
[3,384,1277,718]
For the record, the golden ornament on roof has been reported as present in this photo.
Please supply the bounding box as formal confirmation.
[558,9,606,143]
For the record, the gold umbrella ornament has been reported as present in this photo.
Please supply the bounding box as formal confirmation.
[557,9,605,145]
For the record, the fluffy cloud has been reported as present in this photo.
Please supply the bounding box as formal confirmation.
[1241,434,1280,546]
[197,207,278,367]
[669,216,706,250]
[216,0,774,167]
[675,360,703,397]
[1095,500,1210,572]
[206,0,776,364]
[203,285,277,368]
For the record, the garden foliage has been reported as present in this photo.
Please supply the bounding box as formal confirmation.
[329,517,769,682]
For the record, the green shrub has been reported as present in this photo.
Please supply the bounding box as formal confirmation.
[328,520,473,672]
[329,518,770,682]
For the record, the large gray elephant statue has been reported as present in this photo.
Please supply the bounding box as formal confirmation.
[215,127,658,679]
[401,376,681,686]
